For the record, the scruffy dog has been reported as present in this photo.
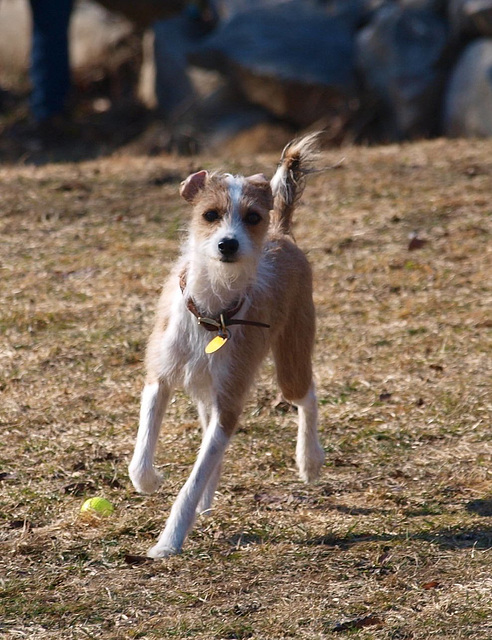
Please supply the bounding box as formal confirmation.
[129,134,325,557]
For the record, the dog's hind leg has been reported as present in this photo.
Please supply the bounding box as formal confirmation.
[273,315,324,483]
[147,403,238,558]
[129,381,171,494]
[197,400,210,431]
[293,381,325,483]
[195,400,221,515]
[196,458,222,516]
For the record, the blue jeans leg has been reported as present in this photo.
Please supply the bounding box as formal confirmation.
[29,0,74,122]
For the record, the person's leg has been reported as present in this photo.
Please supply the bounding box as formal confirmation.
[29,0,73,122]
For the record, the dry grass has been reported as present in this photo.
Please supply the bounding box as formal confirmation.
[1,138,491,639]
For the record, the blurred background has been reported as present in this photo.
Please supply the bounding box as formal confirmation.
[1,0,492,164]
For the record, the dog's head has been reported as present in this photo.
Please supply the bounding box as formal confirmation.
[180,170,273,288]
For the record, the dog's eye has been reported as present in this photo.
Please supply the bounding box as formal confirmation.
[203,210,220,223]
[244,210,262,225]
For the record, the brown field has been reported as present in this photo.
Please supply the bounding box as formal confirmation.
[1,138,491,639]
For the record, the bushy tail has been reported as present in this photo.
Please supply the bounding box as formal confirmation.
[270,132,321,235]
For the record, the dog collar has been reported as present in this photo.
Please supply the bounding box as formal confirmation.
[179,270,270,352]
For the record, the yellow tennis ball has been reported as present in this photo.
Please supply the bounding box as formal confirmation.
[80,497,114,516]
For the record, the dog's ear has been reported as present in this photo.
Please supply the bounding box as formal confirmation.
[180,170,208,202]
[246,173,273,210]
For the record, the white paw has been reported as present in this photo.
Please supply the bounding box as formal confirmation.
[129,463,163,494]
[297,444,325,483]
[147,543,180,558]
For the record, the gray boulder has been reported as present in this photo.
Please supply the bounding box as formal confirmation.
[443,38,492,137]
[151,5,218,119]
[152,15,197,119]
[355,4,449,139]
[189,0,357,127]
[214,0,369,22]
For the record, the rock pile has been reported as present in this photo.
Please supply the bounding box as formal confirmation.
[151,0,492,145]
[3,0,492,151]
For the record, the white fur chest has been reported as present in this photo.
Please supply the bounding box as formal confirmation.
[159,287,233,402]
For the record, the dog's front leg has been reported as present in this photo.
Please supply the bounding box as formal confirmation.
[147,410,231,558]
[129,381,171,494]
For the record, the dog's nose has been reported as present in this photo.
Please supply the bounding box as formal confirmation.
[218,238,239,257]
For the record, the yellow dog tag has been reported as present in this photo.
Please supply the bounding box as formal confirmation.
[205,334,229,354]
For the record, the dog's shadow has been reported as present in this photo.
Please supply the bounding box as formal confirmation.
[222,498,492,551]
[302,498,492,551]
[304,527,492,551]
[466,498,492,517]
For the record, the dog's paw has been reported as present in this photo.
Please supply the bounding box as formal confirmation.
[129,463,163,494]
[147,543,180,558]
[297,444,325,483]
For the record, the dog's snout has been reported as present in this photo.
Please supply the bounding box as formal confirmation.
[218,237,239,257]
